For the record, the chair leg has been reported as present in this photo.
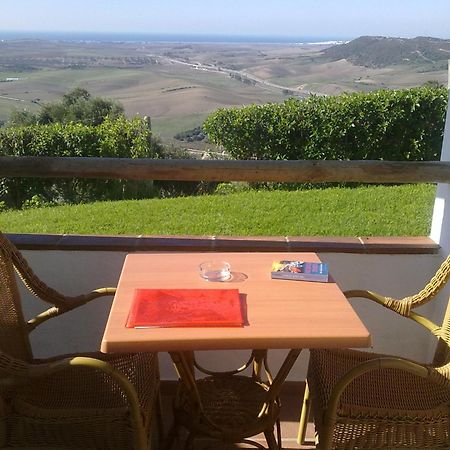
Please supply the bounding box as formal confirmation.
[163,420,180,450]
[184,432,195,450]
[275,417,282,450]
[264,428,279,450]
[297,380,311,445]
[155,390,165,440]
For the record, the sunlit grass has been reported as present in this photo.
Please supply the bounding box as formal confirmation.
[1,184,435,236]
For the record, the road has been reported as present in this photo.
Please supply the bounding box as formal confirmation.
[148,54,320,98]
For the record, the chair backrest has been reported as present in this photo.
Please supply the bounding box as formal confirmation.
[432,294,450,366]
[397,253,450,367]
[0,235,33,361]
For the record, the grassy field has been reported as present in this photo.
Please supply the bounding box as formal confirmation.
[0,184,436,236]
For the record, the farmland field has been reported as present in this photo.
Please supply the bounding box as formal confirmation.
[0,39,447,147]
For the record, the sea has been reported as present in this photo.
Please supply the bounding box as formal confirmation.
[0,30,349,45]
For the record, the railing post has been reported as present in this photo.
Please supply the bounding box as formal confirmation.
[429,60,450,359]
[431,60,450,255]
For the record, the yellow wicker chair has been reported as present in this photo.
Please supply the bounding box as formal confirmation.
[299,254,450,450]
[0,232,160,449]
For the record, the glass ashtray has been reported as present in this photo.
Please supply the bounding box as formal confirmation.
[199,260,231,282]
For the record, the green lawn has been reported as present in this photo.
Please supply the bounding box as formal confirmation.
[0,184,436,236]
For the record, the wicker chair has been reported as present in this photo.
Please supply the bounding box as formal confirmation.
[298,254,450,450]
[0,232,160,449]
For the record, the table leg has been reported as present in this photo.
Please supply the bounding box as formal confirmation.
[168,348,302,450]
[252,349,268,381]
[169,351,199,401]
[165,351,203,450]
[266,349,302,404]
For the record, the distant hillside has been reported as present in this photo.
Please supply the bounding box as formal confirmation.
[322,36,450,68]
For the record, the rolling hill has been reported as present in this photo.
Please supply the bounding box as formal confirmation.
[322,36,450,69]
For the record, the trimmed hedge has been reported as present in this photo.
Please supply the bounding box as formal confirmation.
[203,87,447,161]
[0,116,163,208]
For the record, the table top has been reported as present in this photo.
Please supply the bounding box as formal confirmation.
[101,252,371,353]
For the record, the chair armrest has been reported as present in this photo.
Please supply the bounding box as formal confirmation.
[1,353,135,400]
[320,356,430,450]
[344,254,450,317]
[27,287,116,331]
[1,354,139,406]
[1,231,115,311]
[344,289,395,308]
[0,232,117,330]
[0,354,147,450]
[344,289,418,318]
[429,360,450,389]
[344,288,442,334]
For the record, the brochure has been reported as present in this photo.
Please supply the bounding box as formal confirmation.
[271,260,329,282]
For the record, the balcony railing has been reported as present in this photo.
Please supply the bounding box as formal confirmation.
[1,156,450,183]
[2,155,446,254]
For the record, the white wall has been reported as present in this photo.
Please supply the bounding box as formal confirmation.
[19,250,445,380]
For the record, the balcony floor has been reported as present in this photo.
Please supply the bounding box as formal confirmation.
[157,380,316,450]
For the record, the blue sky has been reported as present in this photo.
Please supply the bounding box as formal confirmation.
[1,0,450,39]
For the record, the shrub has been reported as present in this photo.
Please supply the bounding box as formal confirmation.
[203,86,447,161]
[0,116,163,208]
[174,126,206,142]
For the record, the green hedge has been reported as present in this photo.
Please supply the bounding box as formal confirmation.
[0,116,163,208]
[203,87,447,161]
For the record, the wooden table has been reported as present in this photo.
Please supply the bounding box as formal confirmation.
[101,252,371,449]
[101,252,370,353]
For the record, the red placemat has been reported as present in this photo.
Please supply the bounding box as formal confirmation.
[126,288,244,328]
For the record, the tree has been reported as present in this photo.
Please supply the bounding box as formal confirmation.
[7,88,125,127]
[7,109,38,127]
[62,87,91,105]
[423,80,444,89]
[38,87,124,125]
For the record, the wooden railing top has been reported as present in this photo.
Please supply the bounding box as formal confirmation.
[6,233,439,255]
[1,156,450,183]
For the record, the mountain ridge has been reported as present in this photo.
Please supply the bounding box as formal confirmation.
[322,35,450,69]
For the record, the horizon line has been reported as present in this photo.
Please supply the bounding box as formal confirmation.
[1,30,448,41]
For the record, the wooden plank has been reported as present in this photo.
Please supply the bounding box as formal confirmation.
[1,156,450,183]
[6,233,440,254]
